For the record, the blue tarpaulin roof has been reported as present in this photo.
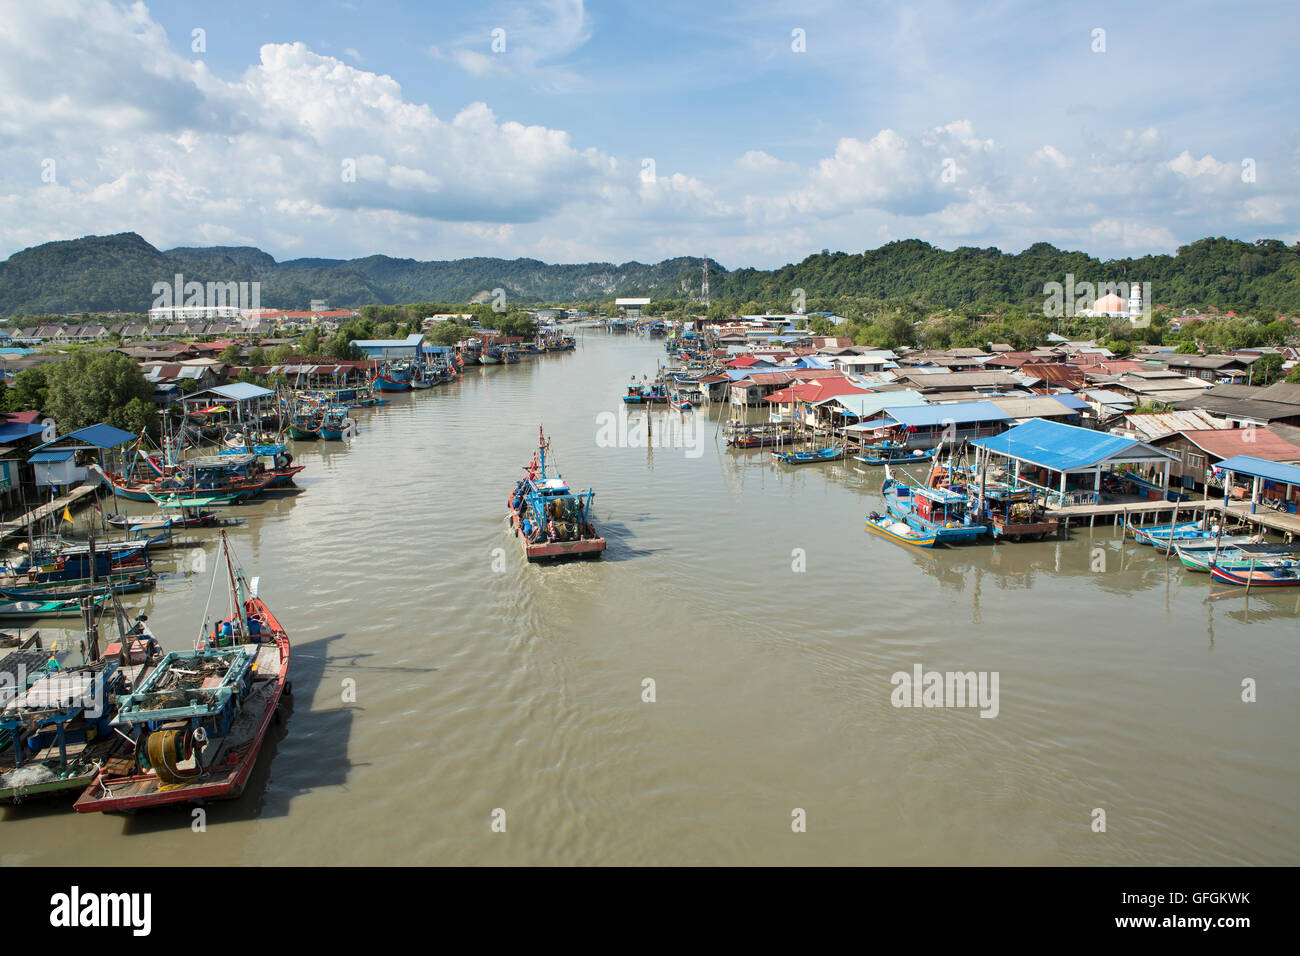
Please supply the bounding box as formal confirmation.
[28,449,74,463]
[972,418,1174,472]
[32,423,137,452]
[882,401,1011,428]
[1214,455,1300,486]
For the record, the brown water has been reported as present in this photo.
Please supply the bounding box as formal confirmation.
[3,334,1297,865]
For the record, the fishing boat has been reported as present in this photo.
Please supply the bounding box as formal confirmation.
[0,606,161,803]
[319,407,356,441]
[507,427,606,562]
[3,539,151,584]
[882,474,986,544]
[373,361,415,390]
[976,486,1058,541]
[623,381,668,404]
[1173,538,1283,572]
[479,346,503,366]
[865,511,938,548]
[74,532,291,813]
[772,445,846,464]
[670,390,694,412]
[288,411,323,440]
[855,446,934,466]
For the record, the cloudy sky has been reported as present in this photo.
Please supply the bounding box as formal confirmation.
[0,0,1295,269]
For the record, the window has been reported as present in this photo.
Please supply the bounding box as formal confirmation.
[1187,453,1205,472]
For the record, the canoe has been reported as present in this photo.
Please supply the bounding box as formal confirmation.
[866,512,937,548]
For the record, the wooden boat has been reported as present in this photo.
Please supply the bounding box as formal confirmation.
[507,427,606,561]
[882,476,986,544]
[74,532,291,813]
[623,382,668,404]
[976,486,1058,541]
[772,445,846,464]
[670,391,694,412]
[0,573,155,600]
[0,594,110,620]
[319,407,355,441]
[1124,520,1206,548]
[865,511,937,548]
[0,611,161,803]
[855,447,933,466]
[1209,561,1300,588]
[1174,539,1287,573]
[724,421,803,449]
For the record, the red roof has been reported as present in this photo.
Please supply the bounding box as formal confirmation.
[4,411,42,424]
[726,355,764,368]
[765,381,870,403]
[1177,428,1300,463]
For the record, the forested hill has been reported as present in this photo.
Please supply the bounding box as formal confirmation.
[1,232,1297,316]
[0,233,724,315]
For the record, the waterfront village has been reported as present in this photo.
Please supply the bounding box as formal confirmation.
[2,291,1300,809]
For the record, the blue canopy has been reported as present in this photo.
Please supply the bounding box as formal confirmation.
[32,423,137,452]
[1214,455,1300,486]
[972,418,1173,472]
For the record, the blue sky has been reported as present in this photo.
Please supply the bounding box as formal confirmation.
[1,0,1295,269]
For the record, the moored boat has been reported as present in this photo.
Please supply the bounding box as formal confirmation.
[74,532,291,813]
[866,511,938,548]
[772,445,846,464]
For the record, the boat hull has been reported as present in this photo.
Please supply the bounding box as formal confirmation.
[510,511,605,561]
[866,515,937,548]
[74,598,290,813]
[1209,565,1300,587]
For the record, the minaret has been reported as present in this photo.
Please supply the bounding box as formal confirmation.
[1127,281,1142,319]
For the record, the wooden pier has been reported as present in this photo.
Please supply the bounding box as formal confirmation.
[0,483,100,543]
[1047,497,1300,539]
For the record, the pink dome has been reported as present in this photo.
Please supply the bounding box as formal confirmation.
[1093,293,1126,313]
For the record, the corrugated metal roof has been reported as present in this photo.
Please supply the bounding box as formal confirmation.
[882,401,1011,427]
[1124,409,1224,441]
[972,419,1175,471]
[1214,455,1300,485]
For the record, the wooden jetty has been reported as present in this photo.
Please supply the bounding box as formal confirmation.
[0,483,100,543]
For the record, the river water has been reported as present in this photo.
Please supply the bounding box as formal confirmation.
[4,333,1297,865]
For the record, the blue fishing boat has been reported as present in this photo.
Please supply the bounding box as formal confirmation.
[1125,519,1214,553]
[623,382,668,404]
[373,361,414,391]
[507,427,606,561]
[772,445,846,464]
[319,406,355,441]
[882,477,986,544]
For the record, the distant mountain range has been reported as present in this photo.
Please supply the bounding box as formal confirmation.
[1,232,1297,316]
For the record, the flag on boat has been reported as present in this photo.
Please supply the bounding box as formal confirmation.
[61,505,73,523]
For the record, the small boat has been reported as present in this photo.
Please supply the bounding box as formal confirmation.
[1174,538,1285,572]
[855,447,934,466]
[74,532,291,813]
[1124,520,1207,548]
[670,391,693,412]
[1209,561,1300,587]
[865,511,937,548]
[772,445,846,464]
[0,573,155,600]
[507,427,606,562]
[0,594,110,620]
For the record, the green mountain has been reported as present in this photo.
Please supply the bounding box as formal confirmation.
[1,232,1297,316]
